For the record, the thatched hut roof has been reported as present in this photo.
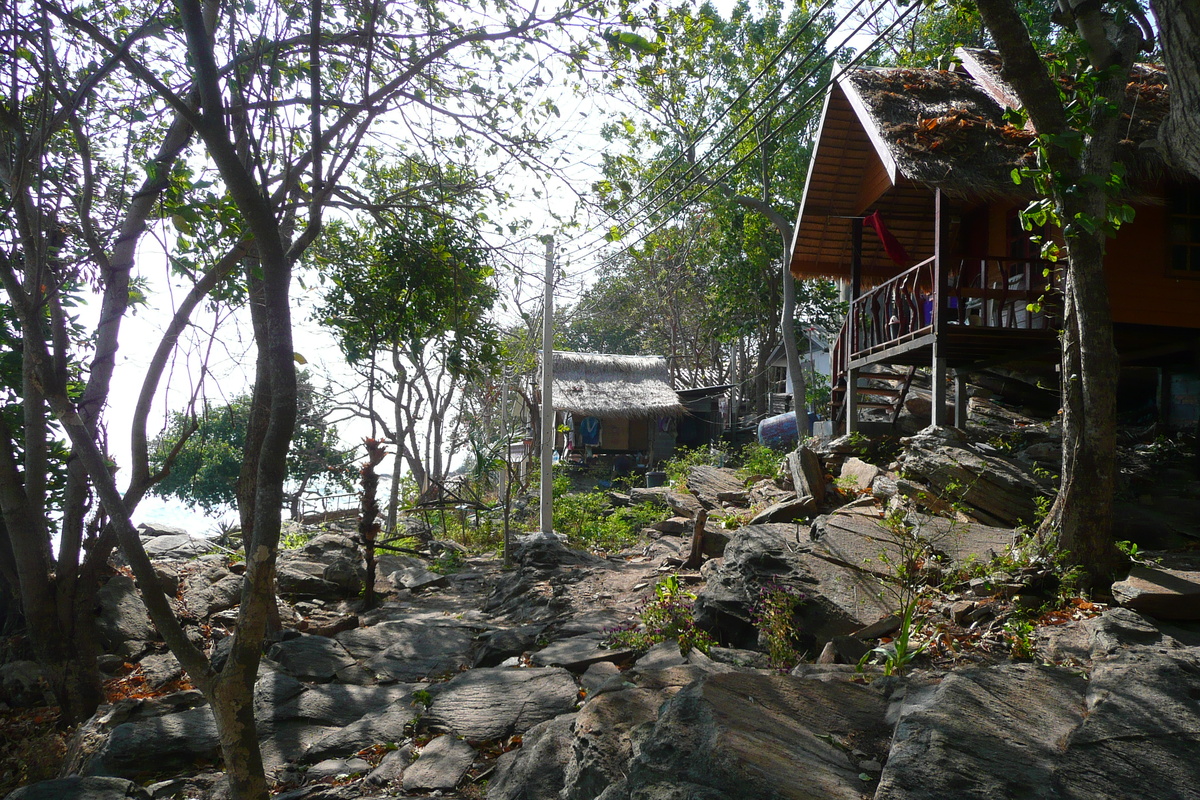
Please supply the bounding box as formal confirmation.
[541,351,684,418]
[789,49,1172,282]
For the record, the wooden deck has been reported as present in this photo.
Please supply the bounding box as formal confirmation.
[846,324,1059,371]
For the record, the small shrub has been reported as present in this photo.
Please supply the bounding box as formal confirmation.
[603,575,714,656]
[735,442,784,483]
[752,582,806,670]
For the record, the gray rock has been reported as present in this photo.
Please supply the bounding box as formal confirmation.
[180,565,242,619]
[533,634,635,671]
[137,651,182,689]
[84,705,220,778]
[694,524,883,652]
[95,575,156,652]
[488,713,578,800]
[562,688,662,800]
[388,566,449,592]
[580,662,622,695]
[364,745,413,786]
[137,522,193,539]
[301,694,426,762]
[305,757,371,781]
[336,621,476,682]
[623,671,892,799]
[685,466,745,509]
[0,660,51,707]
[629,487,671,507]
[788,445,827,506]
[4,776,151,800]
[266,634,357,682]
[876,664,1091,799]
[276,560,345,600]
[748,496,817,525]
[839,457,880,492]
[141,534,210,560]
[1111,565,1200,620]
[426,667,580,740]
[513,536,605,570]
[896,426,1052,528]
[402,734,475,791]
[472,625,545,668]
[322,557,364,596]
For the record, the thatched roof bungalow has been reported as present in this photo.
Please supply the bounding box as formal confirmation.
[539,351,684,457]
[789,47,1199,433]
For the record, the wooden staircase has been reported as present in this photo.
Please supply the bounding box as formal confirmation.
[831,366,917,427]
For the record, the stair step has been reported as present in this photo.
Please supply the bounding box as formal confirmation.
[855,387,903,398]
[855,402,896,409]
[858,372,909,381]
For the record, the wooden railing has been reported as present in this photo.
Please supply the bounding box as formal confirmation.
[830,255,1057,408]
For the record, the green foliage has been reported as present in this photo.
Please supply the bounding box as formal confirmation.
[1003,616,1037,660]
[735,442,784,482]
[751,582,806,670]
[552,488,667,553]
[312,190,500,377]
[149,372,353,513]
[604,575,714,656]
[430,548,466,575]
[663,445,727,489]
[859,599,926,677]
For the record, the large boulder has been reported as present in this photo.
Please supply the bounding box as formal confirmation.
[895,426,1052,527]
[401,734,475,792]
[694,524,887,652]
[179,564,243,619]
[561,687,662,800]
[488,713,578,800]
[788,445,827,506]
[620,671,893,799]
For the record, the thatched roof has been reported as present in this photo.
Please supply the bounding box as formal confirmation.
[789,50,1172,281]
[541,351,684,418]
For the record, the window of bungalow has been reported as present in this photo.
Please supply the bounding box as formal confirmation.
[1168,183,1200,276]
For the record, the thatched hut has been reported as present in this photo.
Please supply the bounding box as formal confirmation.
[539,351,684,459]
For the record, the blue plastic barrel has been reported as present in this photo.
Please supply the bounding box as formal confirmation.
[758,411,803,450]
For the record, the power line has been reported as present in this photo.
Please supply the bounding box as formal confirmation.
[562,0,919,273]
[555,0,891,272]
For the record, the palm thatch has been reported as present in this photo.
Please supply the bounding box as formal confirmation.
[542,351,684,418]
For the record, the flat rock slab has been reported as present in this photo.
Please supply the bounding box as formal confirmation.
[427,667,580,741]
[5,776,151,800]
[402,735,475,791]
[623,671,892,799]
[1111,565,1200,620]
[337,622,476,682]
[532,635,634,671]
[141,534,209,560]
[877,654,1200,800]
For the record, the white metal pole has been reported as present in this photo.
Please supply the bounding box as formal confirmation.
[540,236,555,536]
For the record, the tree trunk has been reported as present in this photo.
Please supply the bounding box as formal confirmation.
[1149,0,1200,180]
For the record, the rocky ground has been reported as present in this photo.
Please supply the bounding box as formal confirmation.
[3,396,1200,800]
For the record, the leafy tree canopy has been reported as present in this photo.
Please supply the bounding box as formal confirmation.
[149,372,352,514]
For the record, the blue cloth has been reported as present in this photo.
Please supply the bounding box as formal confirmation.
[579,416,601,446]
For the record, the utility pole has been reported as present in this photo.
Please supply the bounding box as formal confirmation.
[540,236,555,537]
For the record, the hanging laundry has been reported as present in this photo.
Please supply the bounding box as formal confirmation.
[864,210,910,266]
[579,416,602,446]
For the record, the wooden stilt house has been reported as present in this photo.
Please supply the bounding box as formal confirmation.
[791,48,1200,432]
